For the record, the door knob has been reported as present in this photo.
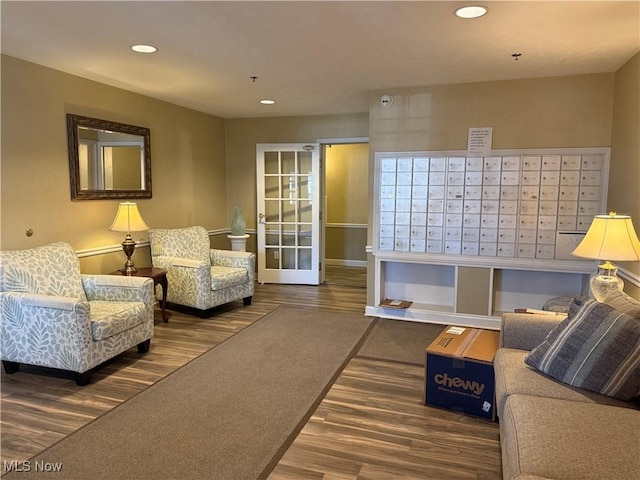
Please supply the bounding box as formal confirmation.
[259,213,265,219]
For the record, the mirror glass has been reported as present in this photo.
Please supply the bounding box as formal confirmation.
[67,114,152,200]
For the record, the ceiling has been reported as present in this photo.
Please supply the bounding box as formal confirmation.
[2,1,639,119]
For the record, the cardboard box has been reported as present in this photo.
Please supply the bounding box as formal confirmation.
[425,326,499,420]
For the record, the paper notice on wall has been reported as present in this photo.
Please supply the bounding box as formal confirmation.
[467,127,493,156]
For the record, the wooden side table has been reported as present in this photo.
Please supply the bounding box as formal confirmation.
[110,267,169,323]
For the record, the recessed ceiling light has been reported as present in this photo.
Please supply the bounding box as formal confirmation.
[260,99,276,105]
[131,44,157,54]
[455,5,488,19]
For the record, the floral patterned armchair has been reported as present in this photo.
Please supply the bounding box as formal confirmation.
[148,226,255,317]
[0,242,154,385]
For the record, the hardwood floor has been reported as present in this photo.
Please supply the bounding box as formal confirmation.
[0,275,501,479]
[269,357,501,480]
[324,265,367,288]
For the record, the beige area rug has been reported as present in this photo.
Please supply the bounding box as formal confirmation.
[3,307,374,480]
[357,318,446,365]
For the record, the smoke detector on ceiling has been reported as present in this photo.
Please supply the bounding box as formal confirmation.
[381,94,394,107]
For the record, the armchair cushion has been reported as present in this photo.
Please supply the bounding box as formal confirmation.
[210,266,249,291]
[525,296,640,401]
[90,301,148,341]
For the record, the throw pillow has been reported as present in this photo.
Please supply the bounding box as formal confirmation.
[543,295,572,313]
[525,296,640,401]
[602,289,640,319]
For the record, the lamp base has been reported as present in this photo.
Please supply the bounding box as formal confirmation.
[121,261,137,276]
[121,235,137,276]
[590,261,624,302]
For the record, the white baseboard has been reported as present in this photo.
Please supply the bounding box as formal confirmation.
[364,305,501,330]
[325,259,367,268]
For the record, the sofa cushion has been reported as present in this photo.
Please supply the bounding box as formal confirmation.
[500,394,640,480]
[602,288,640,318]
[0,242,87,301]
[494,348,631,419]
[525,296,640,401]
[90,301,147,341]
[210,266,249,291]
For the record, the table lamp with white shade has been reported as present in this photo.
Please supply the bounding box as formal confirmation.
[109,202,150,275]
[571,212,640,301]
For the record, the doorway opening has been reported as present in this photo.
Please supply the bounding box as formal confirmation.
[321,142,369,288]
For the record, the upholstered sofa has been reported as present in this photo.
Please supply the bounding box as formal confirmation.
[494,290,640,480]
[0,242,155,385]
[148,226,255,317]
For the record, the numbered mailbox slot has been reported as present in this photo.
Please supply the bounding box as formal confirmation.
[561,155,581,170]
[541,155,561,170]
[427,199,444,213]
[540,186,559,201]
[447,157,466,171]
[522,156,542,171]
[484,157,502,171]
[581,155,603,170]
[445,227,462,241]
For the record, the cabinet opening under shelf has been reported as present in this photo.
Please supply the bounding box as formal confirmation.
[491,269,590,316]
[378,261,455,312]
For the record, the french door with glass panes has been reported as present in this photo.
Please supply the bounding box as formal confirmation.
[256,143,320,284]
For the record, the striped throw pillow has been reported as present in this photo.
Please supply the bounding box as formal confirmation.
[525,296,640,401]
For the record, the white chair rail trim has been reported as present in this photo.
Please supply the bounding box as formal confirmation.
[75,228,237,259]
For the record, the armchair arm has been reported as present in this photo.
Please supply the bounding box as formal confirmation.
[16,293,80,311]
[0,291,93,371]
[82,275,154,306]
[152,255,208,270]
[211,250,256,283]
[152,255,211,308]
[0,291,85,312]
[170,258,208,268]
[211,249,254,265]
[500,312,567,351]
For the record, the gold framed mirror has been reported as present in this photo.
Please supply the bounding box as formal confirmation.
[67,114,152,200]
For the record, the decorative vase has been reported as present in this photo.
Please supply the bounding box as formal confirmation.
[230,206,246,236]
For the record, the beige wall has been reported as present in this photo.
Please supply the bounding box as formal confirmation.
[368,72,616,243]
[610,52,640,298]
[223,114,369,230]
[365,72,625,303]
[223,115,368,263]
[369,74,614,154]
[3,54,637,294]
[1,55,227,273]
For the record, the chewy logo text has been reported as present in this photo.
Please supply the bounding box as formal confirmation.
[434,373,485,395]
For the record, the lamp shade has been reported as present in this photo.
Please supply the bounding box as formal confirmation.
[109,202,150,233]
[571,213,640,261]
